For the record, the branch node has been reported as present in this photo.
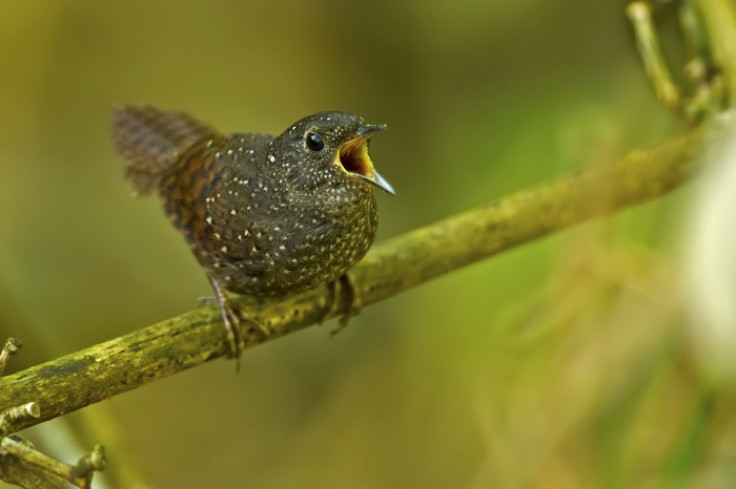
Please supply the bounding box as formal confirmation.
[0,337,23,376]
[0,402,41,436]
[71,444,107,481]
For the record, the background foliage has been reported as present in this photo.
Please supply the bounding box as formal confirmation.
[1,1,728,487]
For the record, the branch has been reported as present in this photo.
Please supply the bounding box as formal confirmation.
[0,125,705,432]
[696,0,736,101]
[0,341,106,488]
[0,439,105,489]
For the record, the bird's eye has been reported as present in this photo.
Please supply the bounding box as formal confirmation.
[306,132,325,152]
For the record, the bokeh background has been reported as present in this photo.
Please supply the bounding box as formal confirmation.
[2,1,735,488]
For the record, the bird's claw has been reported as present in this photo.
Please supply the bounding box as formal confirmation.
[326,274,363,335]
[209,277,248,370]
[219,304,243,364]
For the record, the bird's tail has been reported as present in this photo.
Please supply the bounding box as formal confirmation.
[112,105,215,195]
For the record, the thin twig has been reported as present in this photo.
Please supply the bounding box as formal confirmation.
[0,402,39,436]
[0,438,105,489]
[0,341,105,488]
[627,2,682,110]
[0,338,22,377]
[695,0,736,102]
[0,124,706,432]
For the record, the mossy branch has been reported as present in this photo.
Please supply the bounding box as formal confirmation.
[0,125,705,432]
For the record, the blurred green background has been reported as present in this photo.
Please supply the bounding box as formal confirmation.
[2,1,732,488]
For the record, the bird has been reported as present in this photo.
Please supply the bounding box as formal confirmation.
[111,105,394,363]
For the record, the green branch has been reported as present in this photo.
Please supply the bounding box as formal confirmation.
[696,0,736,102]
[0,125,705,432]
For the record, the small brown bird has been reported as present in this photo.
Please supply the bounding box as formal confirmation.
[112,106,394,360]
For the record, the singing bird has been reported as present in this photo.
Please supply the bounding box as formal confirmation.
[112,106,394,360]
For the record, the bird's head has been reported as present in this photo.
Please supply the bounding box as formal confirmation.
[273,111,395,196]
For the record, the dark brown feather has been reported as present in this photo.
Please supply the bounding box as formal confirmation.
[111,106,215,194]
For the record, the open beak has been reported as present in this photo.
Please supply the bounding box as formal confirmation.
[337,124,396,195]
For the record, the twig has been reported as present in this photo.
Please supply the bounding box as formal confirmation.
[627,2,682,110]
[0,402,39,436]
[0,338,22,376]
[0,339,105,488]
[0,124,706,432]
[0,438,105,489]
[695,0,736,101]
[0,441,69,489]
[627,0,727,118]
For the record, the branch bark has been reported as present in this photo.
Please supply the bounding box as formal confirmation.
[0,125,705,432]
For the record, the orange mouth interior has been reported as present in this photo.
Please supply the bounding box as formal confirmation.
[338,137,373,177]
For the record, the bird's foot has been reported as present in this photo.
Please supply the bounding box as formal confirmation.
[208,278,268,371]
[218,301,243,366]
[328,274,363,336]
[323,280,339,323]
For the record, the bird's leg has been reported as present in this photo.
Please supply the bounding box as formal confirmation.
[321,280,339,324]
[208,277,243,366]
[207,277,270,371]
[329,273,363,336]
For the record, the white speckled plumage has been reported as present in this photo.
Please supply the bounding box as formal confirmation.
[112,106,392,300]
